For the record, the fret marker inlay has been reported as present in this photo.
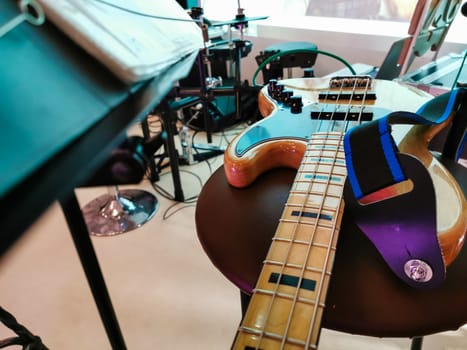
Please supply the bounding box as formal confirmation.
[308,157,345,165]
[304,174,342,182]
[269,272,316,291]
[291,210,333,221]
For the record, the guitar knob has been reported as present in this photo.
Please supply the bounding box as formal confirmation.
[272,83,284,100]
[267,79,278,95]
[281,89,294,104]
[289,95,303,114]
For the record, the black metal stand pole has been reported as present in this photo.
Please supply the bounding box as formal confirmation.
[59,192,127,350]
[410,336,423,350]
[159,100,185,202]
[196,50,215,143]
[141,118,159,183]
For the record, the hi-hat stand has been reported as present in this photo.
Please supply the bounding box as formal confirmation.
[172,5,265,163]
[139,5,266,203]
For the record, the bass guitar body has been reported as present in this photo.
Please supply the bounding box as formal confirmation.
[225,76,466,265]
[227,77,430,187]
[220,76,467,349]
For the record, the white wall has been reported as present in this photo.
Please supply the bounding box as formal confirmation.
[230,17,467,85]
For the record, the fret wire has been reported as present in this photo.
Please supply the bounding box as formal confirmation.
[278,217,339,230]
[287,194,342,213]
[285,201,338,210]
[289,189,344,199]
[263,258,335,275]
[298,165,347,173]
[290,187,344,195]
[272,236,339,249]
[301,159,346,165]
[285,203,338,214]
[279,217,335,230]
[287,191,344,203]
[292,182,344,189]
[264,255,338,271]
[296,175,346,184]
[299,163,347,171]
[304,154,346,160]
[291,185,344,196]
[303,151,345,156]
[294,179,345,186]
[297,172,346,180]
[238,327,318,349]
[252,288,327,308]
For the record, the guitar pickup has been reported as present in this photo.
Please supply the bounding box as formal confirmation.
[310,105,374,121]
[319,91,377,101]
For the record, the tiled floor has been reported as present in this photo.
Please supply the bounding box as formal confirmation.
[0,123,466,349]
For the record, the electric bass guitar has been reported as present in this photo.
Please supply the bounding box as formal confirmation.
[224,76,467,349]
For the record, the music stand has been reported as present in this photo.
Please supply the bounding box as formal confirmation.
[376,0,462,80]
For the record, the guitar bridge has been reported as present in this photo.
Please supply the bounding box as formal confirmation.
[322,75,377,102]
[329,75,373,88]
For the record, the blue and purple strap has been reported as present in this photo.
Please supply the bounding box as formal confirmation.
[344,88,461,200]
[343,88,464,289]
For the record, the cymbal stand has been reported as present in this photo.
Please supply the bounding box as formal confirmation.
[208,1,258,123]
[174,5,257,164]
[181,6,218,143]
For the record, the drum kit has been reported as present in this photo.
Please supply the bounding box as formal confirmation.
[80,3,268,237]
[174,3,268,144]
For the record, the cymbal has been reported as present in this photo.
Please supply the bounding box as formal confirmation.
[210,15,268,27]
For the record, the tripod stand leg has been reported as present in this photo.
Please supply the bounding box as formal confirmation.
[196,51,214,143]
[141,117,159,182]
[160,100,185,202]
[59,192,127,350]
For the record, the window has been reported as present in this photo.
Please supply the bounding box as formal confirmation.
[306,0,418,21]
[202,0,419,22]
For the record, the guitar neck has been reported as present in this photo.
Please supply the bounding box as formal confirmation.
[233,132,347,349]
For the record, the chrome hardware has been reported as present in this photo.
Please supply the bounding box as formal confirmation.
[0,0,45,39]
[404,259,433,282]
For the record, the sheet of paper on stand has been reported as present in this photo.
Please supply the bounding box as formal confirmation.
[37,0,204,84]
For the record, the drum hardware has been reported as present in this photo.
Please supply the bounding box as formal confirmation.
[81,135,164,235]
[173,4,266,164]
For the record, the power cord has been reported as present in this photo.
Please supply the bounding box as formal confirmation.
[146,122,245,220]
[253,48,357,86]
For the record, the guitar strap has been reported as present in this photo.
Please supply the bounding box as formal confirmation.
[343,87,466,289]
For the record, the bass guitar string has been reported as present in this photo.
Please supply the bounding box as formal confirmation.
[258,78,343,349]
[246,79,341,349]
[304,77,372,349]
[285,77,371,349]
[302,77,371,349]
[292,78,352,349]
[246,77,366,349]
